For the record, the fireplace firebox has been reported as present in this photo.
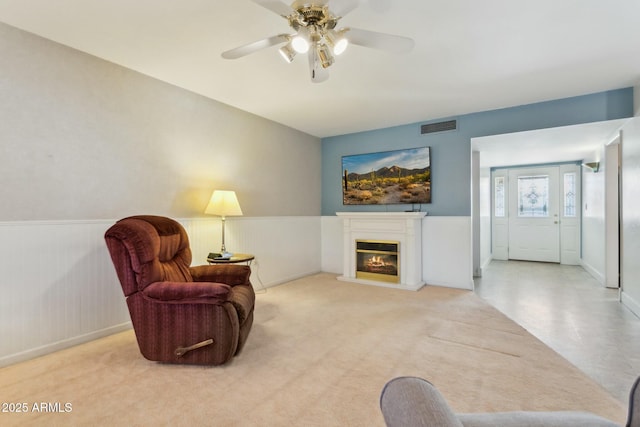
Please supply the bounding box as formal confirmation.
[356,240,399,284]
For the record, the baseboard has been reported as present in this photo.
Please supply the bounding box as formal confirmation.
[580,259,605,286]
[0,322,132,368]
[621,291,640,319]
[259,270,323,289]
[481,255,492,271]
[475,255,493,278]
[425,278,474,291]
[337,275,425,291]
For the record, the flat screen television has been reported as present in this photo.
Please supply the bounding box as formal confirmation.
[342,146,431,205]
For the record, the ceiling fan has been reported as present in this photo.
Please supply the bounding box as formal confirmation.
[221,0,415,83]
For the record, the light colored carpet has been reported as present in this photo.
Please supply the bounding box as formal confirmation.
[0,273,626,426]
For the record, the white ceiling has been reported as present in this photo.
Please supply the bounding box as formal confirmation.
[1,0,639,162]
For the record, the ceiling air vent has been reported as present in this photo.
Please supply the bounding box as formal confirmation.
[421,120,457,134]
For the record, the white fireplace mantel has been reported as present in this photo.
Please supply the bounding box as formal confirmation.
[336,212,427,220]
[336,212,426,291]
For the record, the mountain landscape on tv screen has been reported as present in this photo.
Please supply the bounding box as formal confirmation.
[343,165,430,205]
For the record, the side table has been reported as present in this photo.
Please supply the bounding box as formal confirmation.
[207,253,254,265]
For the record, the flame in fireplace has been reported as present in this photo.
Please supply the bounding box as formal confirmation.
[367,256,386,267]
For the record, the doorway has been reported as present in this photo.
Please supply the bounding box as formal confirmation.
[491,163,581,265]
[472,119,628,280]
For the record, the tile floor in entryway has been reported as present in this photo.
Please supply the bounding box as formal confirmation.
[475,260,640,405]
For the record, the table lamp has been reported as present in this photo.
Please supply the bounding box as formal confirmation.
[205,190,243,257]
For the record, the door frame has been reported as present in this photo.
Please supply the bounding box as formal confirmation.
[471,119,627,282]
[605,138,620,288]
[491,162,581,265]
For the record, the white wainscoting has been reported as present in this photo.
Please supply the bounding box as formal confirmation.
[1,215,470,366]
[191,216,323,288]
[320,216,474,290]
[0,220,130,367]
[422,217,474,290]
[0,216,321,367]
[321,216,344,274]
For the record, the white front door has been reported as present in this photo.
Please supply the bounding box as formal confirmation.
[508,167,560,262]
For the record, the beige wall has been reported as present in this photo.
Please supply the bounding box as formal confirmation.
[0,22,321,221]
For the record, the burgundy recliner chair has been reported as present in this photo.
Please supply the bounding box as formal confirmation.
[104,215,255,365]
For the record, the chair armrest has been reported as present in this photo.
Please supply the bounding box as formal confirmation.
[228,284,255,325]
[189,264,251,286]
[628,376,640,427]
[458,411,620,427]
[142,281,231,303]
[380,377,464,427]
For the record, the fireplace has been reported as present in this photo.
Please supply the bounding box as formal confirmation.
[356,240,399,283]
[337,212,426,291]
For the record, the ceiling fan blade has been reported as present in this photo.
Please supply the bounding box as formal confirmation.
[345,27,415,53]
[329,0,363,17]
[251,0,294,17]
[222,34,290,59]
[308,49,329,83]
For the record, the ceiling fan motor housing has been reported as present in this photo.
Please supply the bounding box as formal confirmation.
[289,5,338,31]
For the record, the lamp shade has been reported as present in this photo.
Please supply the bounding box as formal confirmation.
[204,190,243,217]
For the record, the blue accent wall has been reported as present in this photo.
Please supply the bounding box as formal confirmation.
[321,88,634,216]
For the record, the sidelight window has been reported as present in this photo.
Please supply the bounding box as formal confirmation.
[563,172,576,217]
[494,176,505,217]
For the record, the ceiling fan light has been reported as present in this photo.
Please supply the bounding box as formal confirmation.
[291,34,309,53]
[333,38,348,55]
[317,43,334,68]
[278,43,296,63]
[326,30,348,55]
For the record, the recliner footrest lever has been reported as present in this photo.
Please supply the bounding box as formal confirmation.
[175,339,214,357]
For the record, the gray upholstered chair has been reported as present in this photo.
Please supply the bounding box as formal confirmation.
[380,376,640,427]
